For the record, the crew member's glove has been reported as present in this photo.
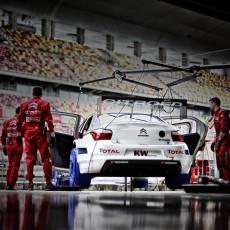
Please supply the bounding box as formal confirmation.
[42,126,48,135]
[216,140,221,149]
[210,142,215,152]
[3,147,7,156]
[16,136,23,146]
[50,137,56,148]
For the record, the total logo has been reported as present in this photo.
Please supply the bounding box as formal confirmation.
[100,148,120,154]
[167,149,189,155]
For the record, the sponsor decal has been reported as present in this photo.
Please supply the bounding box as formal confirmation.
[164,162,178,165]
[7,127,17,131]
[100,148,120,154]
[167,149,189,155]
[25,110,41,115]
[111,161,128,164]
[103,99,183,107]
[185,150,189,155]
[134,150,148,156]
[78,148,88,154]
[53,115,62,123]
[26,117,41,123]
[138,128,149,137]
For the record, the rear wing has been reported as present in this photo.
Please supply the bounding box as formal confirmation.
[97,96,187,119]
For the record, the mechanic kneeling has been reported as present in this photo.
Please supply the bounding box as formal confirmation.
[1,107,23,190]
[17,86,56,190]
[210,97,230,182]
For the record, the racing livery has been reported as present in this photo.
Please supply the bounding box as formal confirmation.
[75,113,191,177]
[50,97,208,189]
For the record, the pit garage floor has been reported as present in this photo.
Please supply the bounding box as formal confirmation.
[0,190,229,230]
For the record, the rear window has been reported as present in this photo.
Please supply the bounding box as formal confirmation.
[98,113,165,124]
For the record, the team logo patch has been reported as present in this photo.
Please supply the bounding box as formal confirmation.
[28,102,38,110]
[9,120,17,126]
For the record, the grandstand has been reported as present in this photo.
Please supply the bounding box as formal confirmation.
[0,23,229,160]
[0,26,230,112]
[0,90,97,119]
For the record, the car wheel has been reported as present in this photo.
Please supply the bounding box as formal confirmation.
[69,148,91,188]
[132,177,148,188]
[165,173,191,190]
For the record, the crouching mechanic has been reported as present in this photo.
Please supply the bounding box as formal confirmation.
[210,97,230,182]
[1,107,23,190]
[17,86,56,190]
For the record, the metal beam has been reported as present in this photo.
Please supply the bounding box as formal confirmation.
[79,76,115,86]
[141,59,191,73]
[121,68,179,74]
[167,74,198,87]
[122,77,163,91]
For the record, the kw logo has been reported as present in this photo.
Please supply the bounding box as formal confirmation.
[134,150,148,156]
[138,128,149,137]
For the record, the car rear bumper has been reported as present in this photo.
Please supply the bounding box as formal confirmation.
[98,159,182,177]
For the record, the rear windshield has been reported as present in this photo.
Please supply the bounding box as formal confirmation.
[98,113,165,124]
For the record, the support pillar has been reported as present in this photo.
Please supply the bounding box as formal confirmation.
[8,12,17,30]
[76,27,85,45]
[159,47,166,63]
[182,53,189,66]
[106,35,114,51]
[50,21,55,39]
[41,19,51,38]
[134,41,142,57]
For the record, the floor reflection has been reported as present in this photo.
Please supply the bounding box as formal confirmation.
[0,191,230,230]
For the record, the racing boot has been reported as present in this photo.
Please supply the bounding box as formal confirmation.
[222,169,229,183]
[27,181,34,191]
[45,181,54,191]
[6,184,14,190]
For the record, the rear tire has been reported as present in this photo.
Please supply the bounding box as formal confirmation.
[165,173,191,190]
[132,177,148,188]
[69,148,91,188]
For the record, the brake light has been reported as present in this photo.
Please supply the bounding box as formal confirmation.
[172,132,184,142]
[90,129,113,141]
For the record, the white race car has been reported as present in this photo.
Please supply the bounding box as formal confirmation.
[50,96,208,189]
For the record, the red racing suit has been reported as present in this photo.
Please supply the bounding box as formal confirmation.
[1,116,23,185]
[213,107,230,181]
[17,96,54,181]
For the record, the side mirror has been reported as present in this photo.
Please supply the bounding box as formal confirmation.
[78,132,83,139]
